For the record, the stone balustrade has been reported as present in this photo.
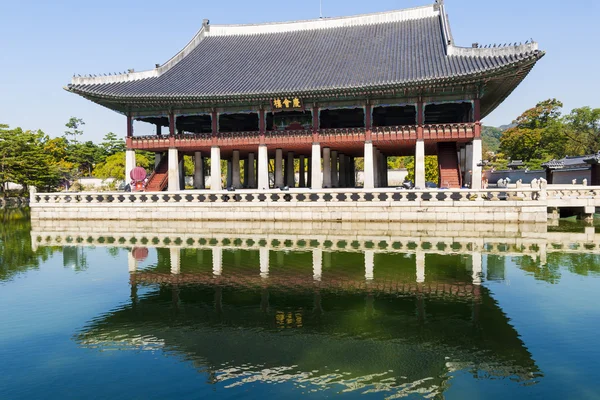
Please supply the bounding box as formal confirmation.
[30,187,544,206]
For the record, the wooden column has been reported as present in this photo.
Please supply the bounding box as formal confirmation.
[312,105,319,141]
[474,98,481,138]
[169,112,175,135]
[416,101,424,139]
[211,110,218,145]
[259,108,266,144]
[365,103,372,141]
[126,114,133,137]
[168,112,175,147]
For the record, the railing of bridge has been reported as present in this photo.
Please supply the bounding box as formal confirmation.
[31,188,544,205]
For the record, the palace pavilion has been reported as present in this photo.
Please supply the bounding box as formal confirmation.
[66,0,543,191]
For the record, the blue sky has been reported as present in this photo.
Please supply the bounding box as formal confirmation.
[1,0,598,142]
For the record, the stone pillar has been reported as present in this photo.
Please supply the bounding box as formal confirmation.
[312,248,322,281]
[338,154,347,187]
[232,150,241,188]
[416,249,425,283]
[167,148,180,192]
[331,151,338,187]
[415,140,426,189]
[260,247,269,279]
[364,250,374,281]
[257,145,269,190]
[154,152,162,169]
[193,152,204,189]
[322,147,331,188]
[470,138,483,190]
[127,251,137,273]
[248,152,256,188]
[179,157,185,190]
[364,141,375,189]
[465,142,473,188]
[275,148,284,188]
[349,157,356,187]
[373,148,380,188]
[125,149,136,184]
[212,247,222,276]
[472,252,482,285]
[381,153,389,187]
[299,155,306,187]
[226,159,233,188]
[170,248,181,275]
[210,146,222,190]
[311,143,322,189]
[286,152,295,187]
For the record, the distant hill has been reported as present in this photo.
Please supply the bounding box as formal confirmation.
[482,126,503,153]
[498,123,516,131]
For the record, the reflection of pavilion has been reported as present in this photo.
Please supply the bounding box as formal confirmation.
[76,246,541,397]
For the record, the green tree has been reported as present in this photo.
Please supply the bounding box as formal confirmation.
[101,132,126,156]
[67,141,104,177]
[64,117,85,144]
[0,126,62,194]
[482,126,502,154]
[563,107,600,155]
[500,99,566,162]
[94,151,153,179]
[404,156,439,185]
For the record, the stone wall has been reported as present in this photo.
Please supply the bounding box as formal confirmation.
[31,201,547,223]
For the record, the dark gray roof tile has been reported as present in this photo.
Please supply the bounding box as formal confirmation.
[67,5,543,106]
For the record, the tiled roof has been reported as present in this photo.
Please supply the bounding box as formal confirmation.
[543,153,600,169]
[66,3,543,110]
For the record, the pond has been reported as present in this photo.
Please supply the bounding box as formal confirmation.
[1,210,600,399]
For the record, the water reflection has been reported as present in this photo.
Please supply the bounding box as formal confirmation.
[64,243,545,397]
[0,209,60,282]
[22,219,600,397]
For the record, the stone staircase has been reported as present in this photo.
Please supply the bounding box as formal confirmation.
[437,142,461,188]
[145,157,169,192]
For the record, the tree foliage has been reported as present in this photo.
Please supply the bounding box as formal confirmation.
[94,151,153,180]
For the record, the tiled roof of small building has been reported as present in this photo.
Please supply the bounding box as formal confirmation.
[543,153,600,169]
[66,3,543,115]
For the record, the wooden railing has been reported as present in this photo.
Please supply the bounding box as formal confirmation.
[126,123,479,150]
[423,123,477,139]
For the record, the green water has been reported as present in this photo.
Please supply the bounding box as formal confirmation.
[1,210,600,399]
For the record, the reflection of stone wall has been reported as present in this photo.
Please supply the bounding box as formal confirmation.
[0,197,28,208]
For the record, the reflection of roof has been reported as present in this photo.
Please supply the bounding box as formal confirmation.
[66,3,543,117]
[543,153,600,170]
[76,284,540,395]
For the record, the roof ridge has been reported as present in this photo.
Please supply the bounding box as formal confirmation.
[209,5,437,33]
[70,4,440,86]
